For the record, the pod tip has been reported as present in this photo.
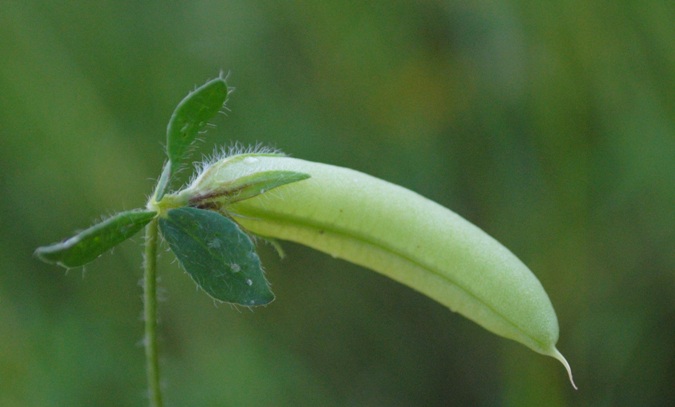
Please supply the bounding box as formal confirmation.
[552,348,578,390]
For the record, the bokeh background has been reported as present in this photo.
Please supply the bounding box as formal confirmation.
[1,1,673,406]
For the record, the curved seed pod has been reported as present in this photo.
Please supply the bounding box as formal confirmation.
[180,153,576,387]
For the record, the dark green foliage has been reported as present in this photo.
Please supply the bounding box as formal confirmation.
[159,207,274,306]
[35,210,157,268]
[166,76,229,178]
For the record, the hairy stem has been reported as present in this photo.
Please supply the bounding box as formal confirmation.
[143,218,163,407]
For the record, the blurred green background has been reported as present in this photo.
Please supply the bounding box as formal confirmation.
[1,1,673,406]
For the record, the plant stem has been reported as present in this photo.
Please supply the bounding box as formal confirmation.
[143,218,163,407]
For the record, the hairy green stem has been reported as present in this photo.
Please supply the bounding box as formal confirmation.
[143,218,163,407]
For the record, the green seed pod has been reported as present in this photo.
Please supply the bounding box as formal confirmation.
[179,153,576,388]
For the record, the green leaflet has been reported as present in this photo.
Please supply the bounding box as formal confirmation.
[186,169,310,208]
[165,76,229,180]
[159,207,273,306]
[35,210,157,268]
